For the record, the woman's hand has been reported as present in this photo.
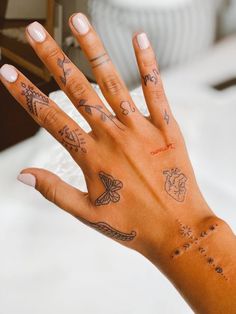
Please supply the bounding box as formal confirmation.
[2,13,236,313]
[0,14,214,255]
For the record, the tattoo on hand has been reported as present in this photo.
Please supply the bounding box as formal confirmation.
[21,82,49,116]
[179,223,193,237]
[120,101,135,115]
[150,143,175,156]
[172,220,228,280]
[78,99,124,130]
[57,55,71,85]
[58,125,87,153]
[77,217,136,241]
[163,168,187,202]
[89,52,110,69]
[164,110,170,124]
[95,172,123,206]
[142,69,159,86]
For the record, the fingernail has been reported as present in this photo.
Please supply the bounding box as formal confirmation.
[72,13,90,35]
[0,64,18,82]
[27,21,46,42]
[17,173,36,188]
[137,33,150,50]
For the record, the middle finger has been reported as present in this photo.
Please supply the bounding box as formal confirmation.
[26,22,124,134]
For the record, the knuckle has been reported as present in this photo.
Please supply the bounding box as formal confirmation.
[39,107,60,128]
[150,88,166,102]
[102,75,122,95]
[66,77,89,100]
[107,125,122,143]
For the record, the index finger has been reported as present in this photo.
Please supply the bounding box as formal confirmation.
[0,64,93,159]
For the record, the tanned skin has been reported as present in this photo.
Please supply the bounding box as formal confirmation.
[1,13,236,313]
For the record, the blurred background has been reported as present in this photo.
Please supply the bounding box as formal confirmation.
[0,0,236,149]
[0,0,236,313]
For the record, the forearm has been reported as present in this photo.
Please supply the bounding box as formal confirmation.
[144,214,236,313]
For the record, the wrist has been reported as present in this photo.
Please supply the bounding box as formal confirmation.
[142,212,224,268]
[138,197,214,262]
[140,214,236,313]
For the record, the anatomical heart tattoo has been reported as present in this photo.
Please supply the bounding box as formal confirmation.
[163,168,187,202]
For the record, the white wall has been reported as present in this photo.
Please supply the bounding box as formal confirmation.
[5,0,47,19]
[219,0,236,36]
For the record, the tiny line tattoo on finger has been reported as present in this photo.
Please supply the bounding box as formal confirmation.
[95,172,123,206]
[92,58,110,69]
[89,52,110,69]
[89,52,107,62]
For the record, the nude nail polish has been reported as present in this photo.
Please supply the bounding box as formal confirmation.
[0,64,18,82]
[72,13,90,35]
[17,173,36,188]
[137,33,150,50]
[27,21,46,42]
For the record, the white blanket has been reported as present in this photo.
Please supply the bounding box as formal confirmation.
[0,36,236,313]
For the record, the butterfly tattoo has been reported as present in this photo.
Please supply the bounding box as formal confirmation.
[95,172,123,206]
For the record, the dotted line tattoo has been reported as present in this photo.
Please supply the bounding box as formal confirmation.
[57,55,71,85]
[95,172,123,206]
[163,168,187,202]
[171,220,228,280]
[58,125,87,153]
[77,99,124,130]
[120,101,135,115]
[77,217,136,241]
[142,68,159,86]
[21,82,49,116]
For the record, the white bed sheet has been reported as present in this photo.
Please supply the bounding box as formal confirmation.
[0,35,236,314]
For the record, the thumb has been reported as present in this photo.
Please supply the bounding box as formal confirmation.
[17,168,91,219]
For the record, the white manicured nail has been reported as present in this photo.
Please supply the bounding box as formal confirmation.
[27,21,46,42]
[0,64,18,82]
[17,173,36,188]
[72,13,90,35]
[137,33,150,50]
